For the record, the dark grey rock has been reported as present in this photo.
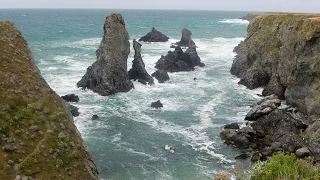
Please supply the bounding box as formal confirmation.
[128,40,154,85]
[155,46,204,72]
[77,13,133,96]
[139,27,169,42]
[245,96,281,121]
[224,123,240,129]
[176,28,195,47]
[69,105,80,117]
[151,100,163,109]
[235,153,250,160]
[151,70,169,83]
[239,13,258,21]
[92,115,99,120]
[61,94,79,102]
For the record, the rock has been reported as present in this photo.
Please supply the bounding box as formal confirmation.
[2,145,17,153]
[220,129,251,149]
[29,125,39,132]
[230,14,320,116]
[235,153,250,160]
[69,105,80,117]
[170,45,177,49]
[128,39,154,85]
[176,28,195,47]
[193,77,197,80]
[138,27,169,42]
[154,46,204,72]
[245,96,281,121]
[296,147,310,158]
[239,13,258,21]
[151,70,170,83]
[77,13,133,96]
[92,115,99,120]
[151,100,163,109]
[61,94,80,102]
[224,123,240,129]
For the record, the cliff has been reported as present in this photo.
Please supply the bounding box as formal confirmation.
[231,13,320,117]
[0,22,98,179]
[77,13,133,96]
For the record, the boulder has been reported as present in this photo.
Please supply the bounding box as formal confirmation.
[245,95,281,121]
[151,70,170,83]
[128,40,154,85]
[296,147,310,158]
[139,27,169,42]
[77,13,133,96]
[61,94,79,102]
[69,105,80,117]
[151,100,163,109]
[154,46,204,72]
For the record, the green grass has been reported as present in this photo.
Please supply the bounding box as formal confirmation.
[253,153,320,180]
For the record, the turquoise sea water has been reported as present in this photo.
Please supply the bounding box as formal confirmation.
[0,9,262,179]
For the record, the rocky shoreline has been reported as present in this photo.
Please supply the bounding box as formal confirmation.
[221,13,320,163]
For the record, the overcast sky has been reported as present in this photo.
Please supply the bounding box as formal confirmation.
[1,0,319,13]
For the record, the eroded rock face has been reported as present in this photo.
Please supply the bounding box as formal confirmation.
[231,13,320,116]
[155,46,204,72]
[139,27,169,42]
[128,40,154,85]
[0,21,98,179]
[77,13,133,96]
[176,28,194,47]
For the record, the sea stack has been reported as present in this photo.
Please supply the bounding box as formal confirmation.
[139,27,169,42]
[176,28,195,47]
[128,39,154,85]
[0,21,98,179]
[77,13,133,96]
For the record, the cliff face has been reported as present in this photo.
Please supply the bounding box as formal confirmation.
[231,13,320,116]
[0,22,98,179]
[77,13,133,96]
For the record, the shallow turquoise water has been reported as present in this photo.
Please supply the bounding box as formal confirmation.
[0,9,261,179]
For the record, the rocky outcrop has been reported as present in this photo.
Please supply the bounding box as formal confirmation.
[138,27,169,42]
[151,100,163,108]
[239,13,258,21]
[77,13,133,96]
[176,28,195,47]
[61,94,79,102]
[231,13,320,116]
[0,22,98,179]
[128,40,154,85]
[151,70,170,83]
[155,46,205,72]
[220,95,311,161]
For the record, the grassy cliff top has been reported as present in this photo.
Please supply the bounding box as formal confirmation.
[0,22,98,179]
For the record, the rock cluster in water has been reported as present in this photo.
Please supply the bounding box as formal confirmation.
[128,40,154,85]
[139,27,169,42]
[155,28,204,72]
[77,13,133,96]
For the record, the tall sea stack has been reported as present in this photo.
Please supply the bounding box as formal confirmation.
[0,22,98,179]
[77,13,133,96]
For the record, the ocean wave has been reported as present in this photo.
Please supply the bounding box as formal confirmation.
[218,19,249,25]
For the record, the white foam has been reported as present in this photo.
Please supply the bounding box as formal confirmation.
[218,19,249,25]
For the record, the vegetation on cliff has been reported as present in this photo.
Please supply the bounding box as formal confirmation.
[0,21,98,179]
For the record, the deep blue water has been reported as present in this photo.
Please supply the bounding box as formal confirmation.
[0,9,261,180]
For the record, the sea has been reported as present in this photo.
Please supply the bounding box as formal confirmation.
[0,9,262,180]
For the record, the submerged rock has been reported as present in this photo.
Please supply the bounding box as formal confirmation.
[151,100,163,109]
[151,70,170,83]
[139,27,169,42]
[154,46,204,72]
[128,40,154,85]
[77,13,133,96]
[61,94,79,102]
[92,115,99,120]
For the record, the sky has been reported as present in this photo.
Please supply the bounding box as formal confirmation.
[1,0,319,13]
